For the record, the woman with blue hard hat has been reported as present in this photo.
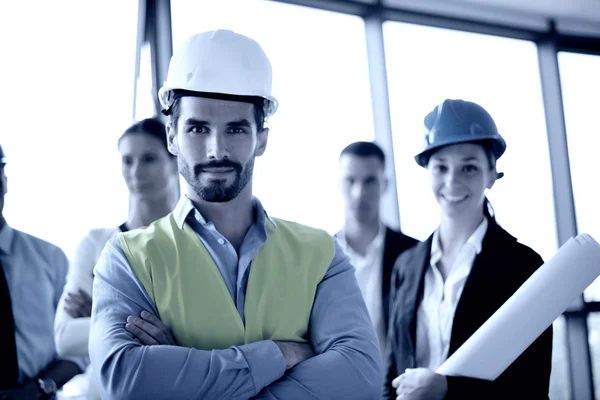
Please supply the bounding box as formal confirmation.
[383,99,553,399]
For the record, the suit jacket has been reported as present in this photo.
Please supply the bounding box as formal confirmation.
[381,227,419,334]
[383,220,553,400]
[336,226,418,335]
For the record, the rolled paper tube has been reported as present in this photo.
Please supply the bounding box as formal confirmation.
[437,233,600,380]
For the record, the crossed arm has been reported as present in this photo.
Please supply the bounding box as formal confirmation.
[90,238,382,400]
[125,312,315,371]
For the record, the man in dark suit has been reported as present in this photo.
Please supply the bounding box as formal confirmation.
[336,141,417,355]
[0,144,83,400]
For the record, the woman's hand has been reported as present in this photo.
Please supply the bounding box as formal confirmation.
[392,368,448,400]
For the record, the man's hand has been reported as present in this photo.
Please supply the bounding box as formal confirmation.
[273,341,315,370]
[64,289,92,318]
[0,380,40,400]
[125,311,178,346]
[392,368,448,400]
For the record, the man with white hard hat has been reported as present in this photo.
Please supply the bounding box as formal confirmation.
[89,30,382,399]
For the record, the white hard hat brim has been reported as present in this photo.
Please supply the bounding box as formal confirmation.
[159,86,279,118]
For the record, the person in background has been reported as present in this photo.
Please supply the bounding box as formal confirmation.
[0,144,83,400]
[89,29,382,400]
[336,141,417,355]
[54,118,180,400]
[383,99,553,400]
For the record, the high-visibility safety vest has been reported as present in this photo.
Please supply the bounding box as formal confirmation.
[119,213,334,350]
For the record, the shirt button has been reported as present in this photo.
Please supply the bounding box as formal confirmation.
[218,238,225,245]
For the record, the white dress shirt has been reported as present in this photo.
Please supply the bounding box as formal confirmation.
[339,225,386,354]
[415,218,488,370]
[54,226,119,400]
[55,227,120,358]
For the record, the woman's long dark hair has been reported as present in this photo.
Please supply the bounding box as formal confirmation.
[484,196,496,222]
[481,140,500,225]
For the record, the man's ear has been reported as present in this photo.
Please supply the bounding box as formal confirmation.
[166,121,179,156]
[255,127,269,157]
[381,174,389,194]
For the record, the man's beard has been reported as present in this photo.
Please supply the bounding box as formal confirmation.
[179,158,254,203]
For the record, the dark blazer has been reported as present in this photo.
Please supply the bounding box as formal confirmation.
[381,227,419,334]
[383,220,553,400]
[336,226,417,335]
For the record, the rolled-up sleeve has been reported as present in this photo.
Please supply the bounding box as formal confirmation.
[254,238,382,399]
[89,237,285,400]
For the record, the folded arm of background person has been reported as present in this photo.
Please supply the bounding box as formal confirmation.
[54,232,101,358]
[252,239,382,400]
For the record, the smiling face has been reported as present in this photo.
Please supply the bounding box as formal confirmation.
[427,143,497,219]
[166,96,268,203]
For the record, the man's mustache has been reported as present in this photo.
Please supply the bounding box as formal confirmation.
[193,160,242,176]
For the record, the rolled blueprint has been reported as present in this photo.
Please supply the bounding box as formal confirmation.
[437,233,600,380]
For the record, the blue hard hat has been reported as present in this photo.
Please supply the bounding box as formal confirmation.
[415,99,507,167]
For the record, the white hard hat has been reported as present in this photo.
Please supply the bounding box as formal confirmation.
[158,29,278,117]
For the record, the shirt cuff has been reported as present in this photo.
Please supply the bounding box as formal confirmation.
[239,340,285,395]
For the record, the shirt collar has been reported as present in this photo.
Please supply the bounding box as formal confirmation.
[172,195,277,230]
[371,224,386,250]
[469,217,489,254]
[339,223,386,257]
[0,222,15,255]
[431,217,489,263]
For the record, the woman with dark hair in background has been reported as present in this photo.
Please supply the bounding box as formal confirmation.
[54,118,180,399]
[383,99,552,400]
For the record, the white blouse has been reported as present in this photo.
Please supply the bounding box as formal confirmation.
[54,226,120,400]
[415,218,488,370]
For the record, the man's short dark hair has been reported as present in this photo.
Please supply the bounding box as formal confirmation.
[167,90,265,132]
[340,141,386,166]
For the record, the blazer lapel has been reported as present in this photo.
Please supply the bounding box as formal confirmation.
[449,221,515,355]
[382,227,396,329]
[401,237,432,357]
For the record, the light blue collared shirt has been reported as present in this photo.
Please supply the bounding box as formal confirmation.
[174,197,275,323]
[0,222,83,382]
[89,196,382,400]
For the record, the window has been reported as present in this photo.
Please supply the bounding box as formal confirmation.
[383,22,558,261]
[588,313,600,399]
[0,1,138,258]
[558,52,600,301]
[551,316,571,400]
[171,0,375,233]
[134,43,157,122]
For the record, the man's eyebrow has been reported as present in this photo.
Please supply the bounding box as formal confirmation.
[183,118,209,125]
[226,119,251,128]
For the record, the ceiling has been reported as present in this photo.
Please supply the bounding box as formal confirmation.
[383,0,600,36]
[457,0,600,20]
